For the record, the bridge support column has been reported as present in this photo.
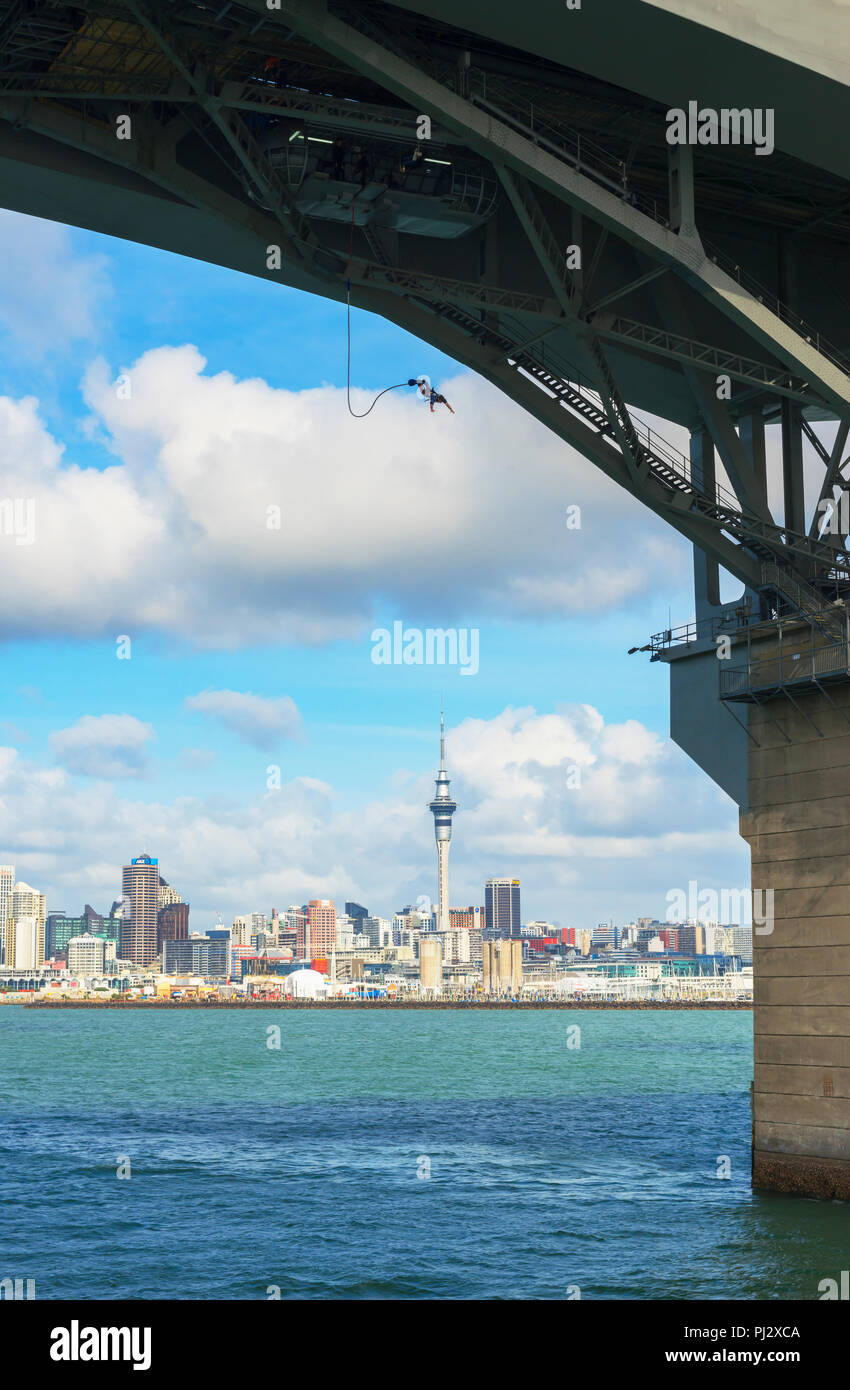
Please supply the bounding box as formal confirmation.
[689,429,720,621]
[741,681,850,1199]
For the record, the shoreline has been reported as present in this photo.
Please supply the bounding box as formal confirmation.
[18,998,752,1010]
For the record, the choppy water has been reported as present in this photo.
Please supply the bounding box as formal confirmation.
[1,1007,847,1299]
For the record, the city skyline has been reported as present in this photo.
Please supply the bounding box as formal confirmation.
[0,207,749,931]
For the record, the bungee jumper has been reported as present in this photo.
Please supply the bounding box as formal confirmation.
[408,376,455,414]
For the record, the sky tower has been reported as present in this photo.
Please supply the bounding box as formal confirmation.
[428,707,457,933]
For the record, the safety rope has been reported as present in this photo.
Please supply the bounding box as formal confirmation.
[345,203,408,418]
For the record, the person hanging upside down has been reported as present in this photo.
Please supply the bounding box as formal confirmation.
[406,377,454,413]
[429,388,454,414]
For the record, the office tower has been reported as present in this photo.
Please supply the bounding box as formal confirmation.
[8,881,46,967]
[46,912,73,958]
[0,864,13,964]
[449,906,486,931]
[345,902,369,923]
[158,877,182,910]
[158,901,189,952]
[419,936,442,991]
[485,877,521,939]
[428,709,457,934]
[297,899,336,960]
[67,933,106,975]
[362,916,390,948]
[121,854,159,966]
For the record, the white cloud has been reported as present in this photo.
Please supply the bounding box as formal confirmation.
[0,704,745,929]
[184,689,302,749]
[49,714,155,779]
[0,345,692,647]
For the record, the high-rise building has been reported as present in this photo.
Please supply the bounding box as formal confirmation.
[345,902,369,923]
[121,854,159,966]
[158,901,189,951]
[485,878,521,939]
[158,877,182,911]
[297,899,336,960]
[0,864,13,964]
[428,709,457,934]
[8,881,46,967]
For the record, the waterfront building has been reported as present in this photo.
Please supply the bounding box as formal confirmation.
[121,854,160,966]
[163,934,229,979]
[67,932,106,975]
[485,878,521,940]
[428,709,457,934]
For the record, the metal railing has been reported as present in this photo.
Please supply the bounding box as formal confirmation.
[464,68,668,224]
[720,639,850,697]
[703,238,850,378]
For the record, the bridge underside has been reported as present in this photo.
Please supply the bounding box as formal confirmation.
[1,0,850,1197]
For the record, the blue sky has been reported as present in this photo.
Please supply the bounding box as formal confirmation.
[0,208,750,929]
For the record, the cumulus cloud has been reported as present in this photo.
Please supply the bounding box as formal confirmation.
[49,714,155,779]
[0,345,693,647]
[184,689,302,749]
[1,704,746,929]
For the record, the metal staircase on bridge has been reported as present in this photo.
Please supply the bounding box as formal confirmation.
[431,299,850,578]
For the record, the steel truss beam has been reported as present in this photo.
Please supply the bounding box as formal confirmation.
[594,316,819,406]
[121,0,323,269]
[266,0,850,418]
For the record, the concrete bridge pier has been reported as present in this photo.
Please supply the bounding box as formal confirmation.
[742,680,850,1199]
[664,609,850,1200]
